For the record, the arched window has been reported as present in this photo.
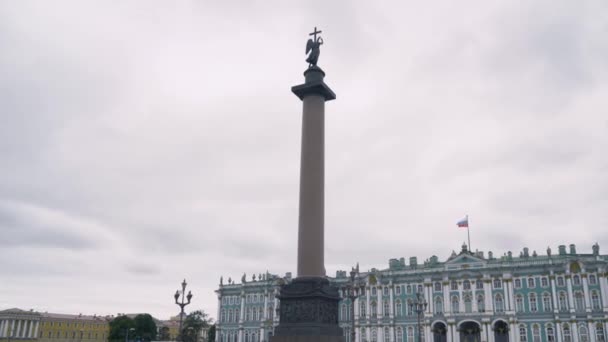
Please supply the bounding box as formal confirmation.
[574,292,585,312]
[370,328,377,342]
[528,278,535,288]
[592,291,601,310]
[494,279,502,289]
[477,294,485,312]
[516,295,524,312]
[529,293,538,312]
[244,332,250,342]
[532,324,541,342]
[396,327,403,342]
[543,293,552,312]
[476,279,483,289]
[589,274,597,285]
[407,300,413,316]
[360,328,367,342]
[495,294,504,312]
[371,301,377,318]
[236,308,240,321]
[451,296,459,313]
[407,285,412,293]
[341,304,347,321]
[573,275,581,286]
[515,278,522,288]
[546,324,555,342]
[450,281,458,290]
[541,277,549,287]
[221,309,226,322]
[579,324,589,342]
[360,301,366,318]
[417,285,423,293]
[268,305,274,320]
[434,297,443,314]
[383,300,390,316]
[557,276,565,287]
[596,323,606,342]
[559,292,568,311]
[464,294,472,313]
[407,327,414,341]
[259,307,264,321]
[384,327,390,342]
[396,285,402,295]
[563,323,572,342]
[396,299,403,316]
[519,325,528,342]
[383,287,389,296]
[463,280,471,290]
[372,287,377,296]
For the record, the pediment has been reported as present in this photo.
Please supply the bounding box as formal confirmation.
[446,253,486,265]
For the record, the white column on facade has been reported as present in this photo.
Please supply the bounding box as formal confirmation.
[34,321,40,339]
[354,297,360,320]
[599,271,608,311]
[366,326,371,342]
[16,320,22,338]
[389,284,395,318]
[566,276,575,313]
[556,322,563,342]
[273,289,279,323]
[10,320,16,337]
[426,284,432,315]
[507,281,515,312]
[472,291,479,313]
[27,320,33,338]
[484,279,493,313]
[378,286,383,318]
[582,275,591,312]
[446,324,452,342]
[0,320,5,338]
[240,294,245,323]
[238,329,243,342]
[425,324,431,342]
[263,291,268,320]
[571,322,579,342]
[443,282,450,314]
[488,325,495,342]
[390,326,395,342]
[551,276,559,313]
[366,287,371,319]
[458,282,464,313]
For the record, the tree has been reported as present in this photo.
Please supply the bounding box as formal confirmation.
[207,325,216,342]
[133,314,157,342]
[182,310,213,342]
[108,316,135,342]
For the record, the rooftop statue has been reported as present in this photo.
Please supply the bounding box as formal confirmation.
[305,27,324,67]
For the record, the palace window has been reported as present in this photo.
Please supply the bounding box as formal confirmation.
[589,274,597,285]
[514,278,522,288]
[464,295,472,313]
[383,300,390,316]
[372,287,377,296]
[341,304,348,321]
[541,277,549,287]
[494,294,505,312]
[396,327,403,342]
[596,323,606,342]
[592,291,601,310]
[516,295,524,312]
[434,297,443,314]
[384,327,390,342]
[463,280,471,290]
[528,278,535,288]
[450,281,458,291]
[383,287,389,296]
[396,286,401,295]
[371,301,377,318]
[477,294,485,312]
[407,285,412,294]
[360,328,366,342]
[532,324,541,342]
[574,292,585,312]
[493,279,502,289]
[579,324,590,342]
[546,325,556,342]
[228,309,234,322]
[221,309,226,322]
[434,282,442,292]
[563,324,572,342]
[557,276,565,287]
[559,292,568,311]
[543,292,552,311]
[371,328,377,342]
[529,293,538,312]
[407,327,414,341]
[476,279,483,289]
[396,300,403,316]
[519,325,528,342]
[360,301,366,318]
[417,285,423,293]
[451,296,459,313]
[573,275,581,286]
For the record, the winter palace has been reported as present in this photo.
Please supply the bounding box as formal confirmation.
[215,243,608,342]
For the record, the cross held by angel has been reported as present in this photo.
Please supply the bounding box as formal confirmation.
[305,27,324,67]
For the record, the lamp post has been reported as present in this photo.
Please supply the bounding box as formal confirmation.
[174,279,193,342]
[125,328,135,342]
[343,266,365,342]
[409,291,427,342]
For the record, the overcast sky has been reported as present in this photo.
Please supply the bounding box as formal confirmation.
[1,1,607,321]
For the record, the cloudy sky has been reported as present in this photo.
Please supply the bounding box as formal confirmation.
[1,1,607,320]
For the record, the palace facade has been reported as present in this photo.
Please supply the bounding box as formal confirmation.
[215,243,608,342]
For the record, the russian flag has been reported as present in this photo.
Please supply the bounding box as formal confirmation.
[457,216,468,228]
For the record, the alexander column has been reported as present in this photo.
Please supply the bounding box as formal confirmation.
[271,27,342,342]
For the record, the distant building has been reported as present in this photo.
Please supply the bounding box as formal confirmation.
[0,308,110,342]
[215,243,608,342]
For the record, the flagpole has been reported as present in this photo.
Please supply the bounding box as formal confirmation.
[467,215,471,252]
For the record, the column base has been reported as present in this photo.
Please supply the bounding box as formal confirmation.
[271,277,343,341]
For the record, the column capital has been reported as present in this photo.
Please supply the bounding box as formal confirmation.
[292,67,336,101]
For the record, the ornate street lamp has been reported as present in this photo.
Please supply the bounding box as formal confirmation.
[409,291,427,342]
[343,265,365,342]
[174,279,193,342]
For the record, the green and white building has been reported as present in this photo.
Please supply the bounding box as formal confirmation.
[215,243,608,342]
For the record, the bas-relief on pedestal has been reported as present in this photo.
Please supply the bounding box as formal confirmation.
[270,28,342,342]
